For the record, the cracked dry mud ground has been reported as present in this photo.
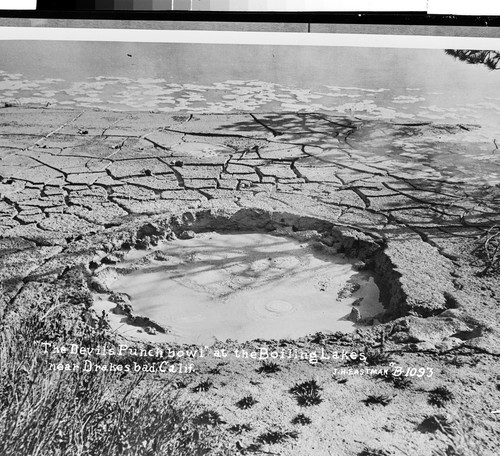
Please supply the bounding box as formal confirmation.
[1,107,500,455]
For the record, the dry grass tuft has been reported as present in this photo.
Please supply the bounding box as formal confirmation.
[0,290,230,456]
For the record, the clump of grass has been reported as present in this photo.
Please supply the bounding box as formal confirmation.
[192,379,213,393]
[0,284,230,456]
[362,394,393,406]
[193,410,226,426]
[0,332,226,456]
[257,360,281,374]
[257,430,299,445]
[391,375,412,389]
[228,423,252,435]
[291,414,311,426]
[428,386,454,407]
[381,370,412,389]
[236,395,258,410]
[289,380,323,407]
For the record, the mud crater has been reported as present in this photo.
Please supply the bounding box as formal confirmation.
[87,209,405,345]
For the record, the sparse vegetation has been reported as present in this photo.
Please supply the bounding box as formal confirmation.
[289,380,323,407]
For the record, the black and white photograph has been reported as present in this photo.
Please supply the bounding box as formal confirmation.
[0,9,499,456]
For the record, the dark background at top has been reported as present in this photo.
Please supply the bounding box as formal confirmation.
[0,1,499,27]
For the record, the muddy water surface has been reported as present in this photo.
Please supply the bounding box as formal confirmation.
[94,232,384,344]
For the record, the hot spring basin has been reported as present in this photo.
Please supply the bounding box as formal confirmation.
[94,232,384,344]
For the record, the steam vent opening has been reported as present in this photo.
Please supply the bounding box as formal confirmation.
[92,216,386,345]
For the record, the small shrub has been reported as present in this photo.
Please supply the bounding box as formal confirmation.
[289,380,323,407]
[192,379,213,393]
[257,360,281,374]
[291,414,311,426]
[257,430,299,445]
[236,395,258,410]
[428,386,454,407]
[362,395,393,406]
